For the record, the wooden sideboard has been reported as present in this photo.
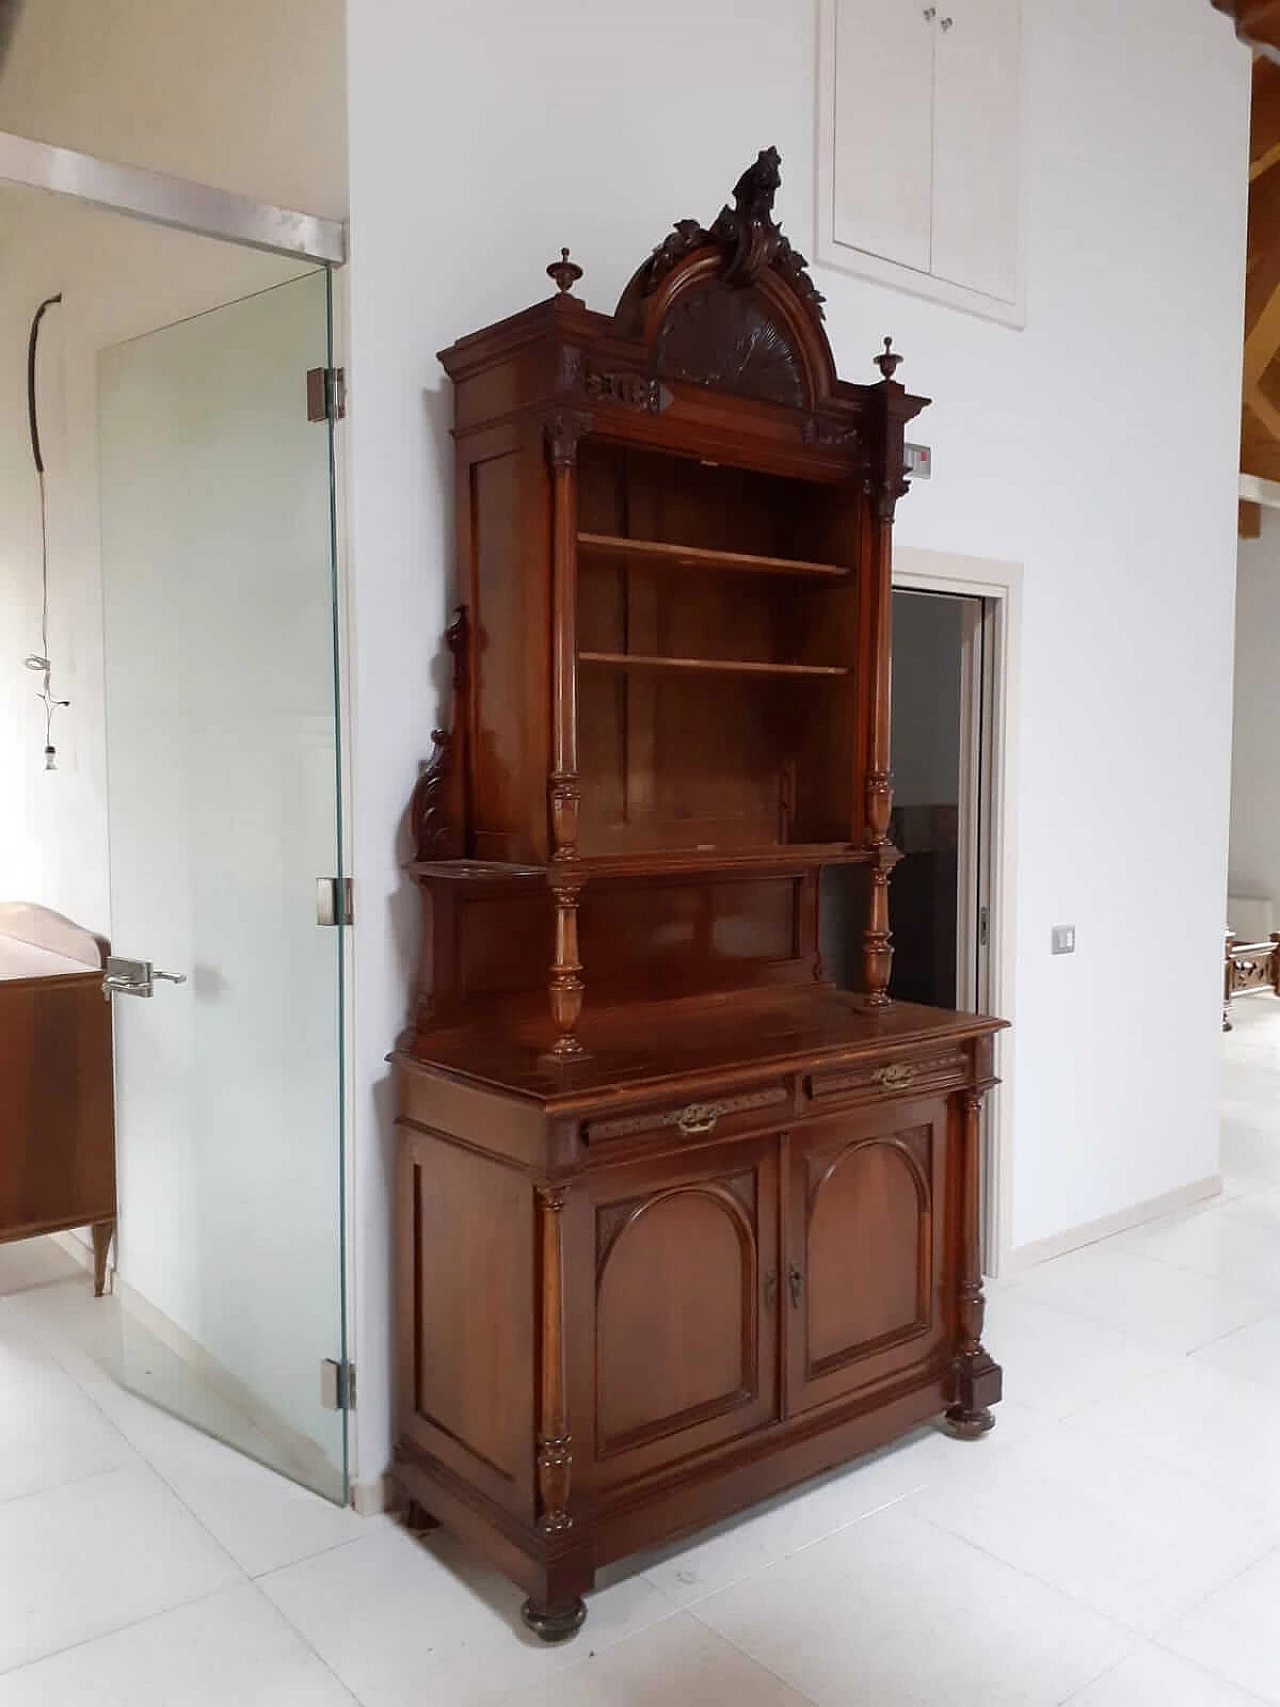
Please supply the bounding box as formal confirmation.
[0,903,115,1294]
[392,150,1007,1640]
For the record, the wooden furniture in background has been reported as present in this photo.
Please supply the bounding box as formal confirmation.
[393,151,1007,1641]
[0,903,115,1294]
[1223,928,1280,1029]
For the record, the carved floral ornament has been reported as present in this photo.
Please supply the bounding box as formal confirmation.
[641,146,826,324]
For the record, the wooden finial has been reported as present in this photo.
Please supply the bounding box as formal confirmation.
[874,336,903,381]
[547,247,583,295]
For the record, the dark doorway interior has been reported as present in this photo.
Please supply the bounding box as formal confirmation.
[821,588,977,1008]
[888,590,965,1008]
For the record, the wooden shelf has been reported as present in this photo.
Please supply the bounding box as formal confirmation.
[577,531,849,581]
[579,651,848,679]
[409,845,876,884]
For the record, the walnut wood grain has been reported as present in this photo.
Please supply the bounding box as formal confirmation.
[578,652,849,678]
[577,531,850,580]
[0,910,115,1286]
[396,150,1006,1642]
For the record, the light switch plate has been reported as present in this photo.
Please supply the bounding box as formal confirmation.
[1051,925,1076,955]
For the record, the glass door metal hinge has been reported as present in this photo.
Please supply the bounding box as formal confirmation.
[979,905,990,947]
[306,366,346,422]
[316,877,353,927]
[320,1359,355,1410]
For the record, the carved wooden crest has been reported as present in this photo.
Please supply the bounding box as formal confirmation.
[410,606,469,861]
[640,147,825,323]
[617,149,831,411]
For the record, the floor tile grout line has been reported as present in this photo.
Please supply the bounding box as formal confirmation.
[1048,1409,1280,1529]
[1002,1269,1280,1361]
[1146,1537,1280,1655]
[0,1573,247,1681]
[11,1286,370,1584]
[675,1613,825,1707]
[1052,1644,1145,1706]
[235,1574,365,1707]
[1147,1627,1277,1703]
[908,1492,1280,1651]
[634,1484,930,1612]
[250,1525,380,1588]
[0,1456,140,1515]
[1099,1235,1280,1299]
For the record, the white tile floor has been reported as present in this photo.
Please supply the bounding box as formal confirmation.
[6,1004,1280,1703]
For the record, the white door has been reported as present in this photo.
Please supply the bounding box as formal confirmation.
[930,0,1021,304]
[831,0,936,272]
[98,269,348,1501]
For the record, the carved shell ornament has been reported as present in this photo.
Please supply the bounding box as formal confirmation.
[656,282,804,407]
[636,148,827,408]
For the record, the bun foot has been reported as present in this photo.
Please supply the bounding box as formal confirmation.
[945,1403,996,1440]
[521,1596,587,1643]
[403,1499,439,1534]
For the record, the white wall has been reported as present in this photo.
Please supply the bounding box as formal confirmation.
[344,0,1248,1491]
[0,0,349,926]
[1230,513,1280,917]
[0,193,302,930]
[0,0,348,219]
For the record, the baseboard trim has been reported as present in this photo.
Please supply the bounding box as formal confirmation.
[351,1474,392,1517]
[1004,1175,1223,1273]
[49,1228,345,1503]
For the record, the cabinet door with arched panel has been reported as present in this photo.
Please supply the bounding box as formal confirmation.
[786,1100,951,1415]
[566,1133,779,1493]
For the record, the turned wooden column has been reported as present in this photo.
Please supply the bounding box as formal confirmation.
[534,1183,573,1532]
[545,408,592,1060]
[946,1082,1002,1437]
[858,338,917,1006]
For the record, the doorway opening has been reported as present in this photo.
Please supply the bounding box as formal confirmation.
[822,547,1018,1275]
[0,164,351,1503]
[887,587,994,1016]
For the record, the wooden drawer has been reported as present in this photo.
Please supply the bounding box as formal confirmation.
[582,1081,791,1148]
[804,1044,969,1111]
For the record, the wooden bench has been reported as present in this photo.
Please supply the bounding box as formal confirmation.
[1223,928,1280,1032]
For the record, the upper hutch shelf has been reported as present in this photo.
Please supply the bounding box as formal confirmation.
[415,144,930,1062]
[578,651,849,679]
[576,532,850,581]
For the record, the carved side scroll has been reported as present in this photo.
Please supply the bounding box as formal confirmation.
[410,606,469,862]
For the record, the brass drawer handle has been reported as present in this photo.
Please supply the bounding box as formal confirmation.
[874,1063,917,1090]
[670,1100,727,1136]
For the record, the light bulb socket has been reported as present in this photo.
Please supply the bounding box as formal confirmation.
[43,745,56,771]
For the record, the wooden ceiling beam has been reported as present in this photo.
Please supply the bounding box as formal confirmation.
[1252,60,1280,176]
[1242,143,1280,392]
[1247,383,1280,438]
[1243,282,1280,395]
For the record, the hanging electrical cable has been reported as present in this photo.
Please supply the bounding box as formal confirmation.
[24,291,68,772]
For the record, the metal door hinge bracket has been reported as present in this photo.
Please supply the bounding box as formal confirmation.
[320,1358,356,1410]
[307,366,346,422]
[979,905,990,948]
[317,877,353,927]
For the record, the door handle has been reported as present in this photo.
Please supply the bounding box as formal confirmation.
[763,1268,778,1308]
[102,956,187,1000]
[788,1264,803,1309]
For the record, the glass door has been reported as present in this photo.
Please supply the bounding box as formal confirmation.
[97,269,348,1501]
